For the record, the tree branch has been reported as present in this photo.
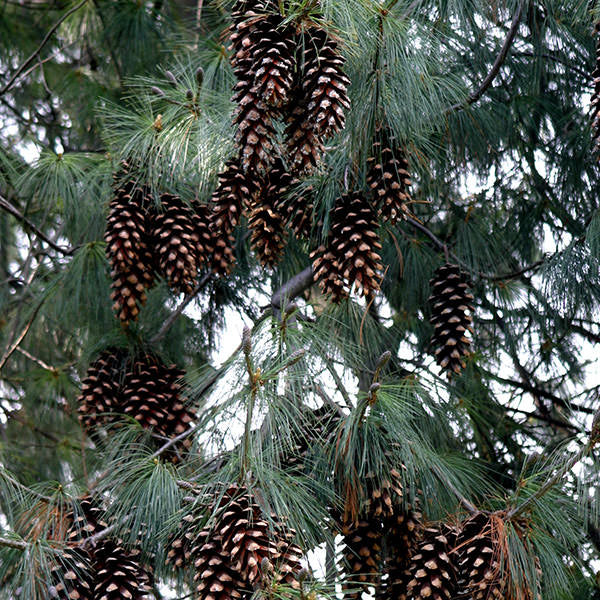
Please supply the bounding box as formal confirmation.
[448,0,525,112]
[0,536,27,550]
[271,266,314,312]
[149,272,212,344]
[0,0,89,96]
[0,195,73,255]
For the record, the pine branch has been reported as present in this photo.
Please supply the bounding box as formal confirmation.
[447,0,525,112]
[0,536,27,550]
[0,194,73,255]
[507,420,600,520]
[150,422,201,459]
[271,265,314,313]
[0,0,89,96]
[0,296,48,371]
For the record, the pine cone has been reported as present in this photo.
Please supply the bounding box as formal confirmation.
[77,350,125,432]
[92,540,153,600]
[192,485,303,599]
[233,86,277,174]
[428,263,474,375]
[380,509,422,600]
[456,513,503,600]
[50,547,93,600]
[249,16,296,107]
[151,194,200,294]
[191,199,214,271]
[248,160,290,266]
[78,353,194,456]
[51,497,153,600]
[105,184,154,324]
[285,90,325,175]
[310,244,348,303]
[193,528,250,600]
[592,22,600,154]
[366,131,412,224]
[301,28,351,139]
[166,512,203,570]
[121,358,195,453]
[406,525,458,600]
[341,516,383,599]
[278,180,314,240]
[211,159,259,236]
[326,192,384,298]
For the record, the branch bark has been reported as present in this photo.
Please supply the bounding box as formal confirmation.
[0,536,27,550]
[447,0,525,112]
[0,195,73,255]
[271,265,314,312]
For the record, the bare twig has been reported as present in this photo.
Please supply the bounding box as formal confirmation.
[0,195,73,255]
[0,297,48,371]
[447,0,525,112]
[150,422,201,459]
[431,464,478,514]
[15,346,55,371]
[150,272,212,344]
[0,0,89,96]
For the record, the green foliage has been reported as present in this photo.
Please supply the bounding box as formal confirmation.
[1,0,600,598]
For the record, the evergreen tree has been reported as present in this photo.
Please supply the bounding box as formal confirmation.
[1,1,600,599]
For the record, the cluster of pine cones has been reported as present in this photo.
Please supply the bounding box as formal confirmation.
[208,0,353,271]
[166,484,303,599]
[229,0,350,175]
[50,497,153,600]
[77,350,194,457]
[311,129,413,301]
[342,496,541,600]
[105,176,213,325]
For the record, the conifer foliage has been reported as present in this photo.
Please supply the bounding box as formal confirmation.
[591,22,600,153]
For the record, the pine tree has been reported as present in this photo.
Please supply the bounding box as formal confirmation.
[2,1,600,600]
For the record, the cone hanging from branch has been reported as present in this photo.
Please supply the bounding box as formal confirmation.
[406,524,458,600]
[313,192,383,300]
[151,193,201,294]
[51,497,153,600]
[105,182,154,325]
[366,130,412,224]
[428,263,474,375]
[248,159,290,267]
[192,484,303,599]
[78,353,195,457]
[301,28,351,140]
